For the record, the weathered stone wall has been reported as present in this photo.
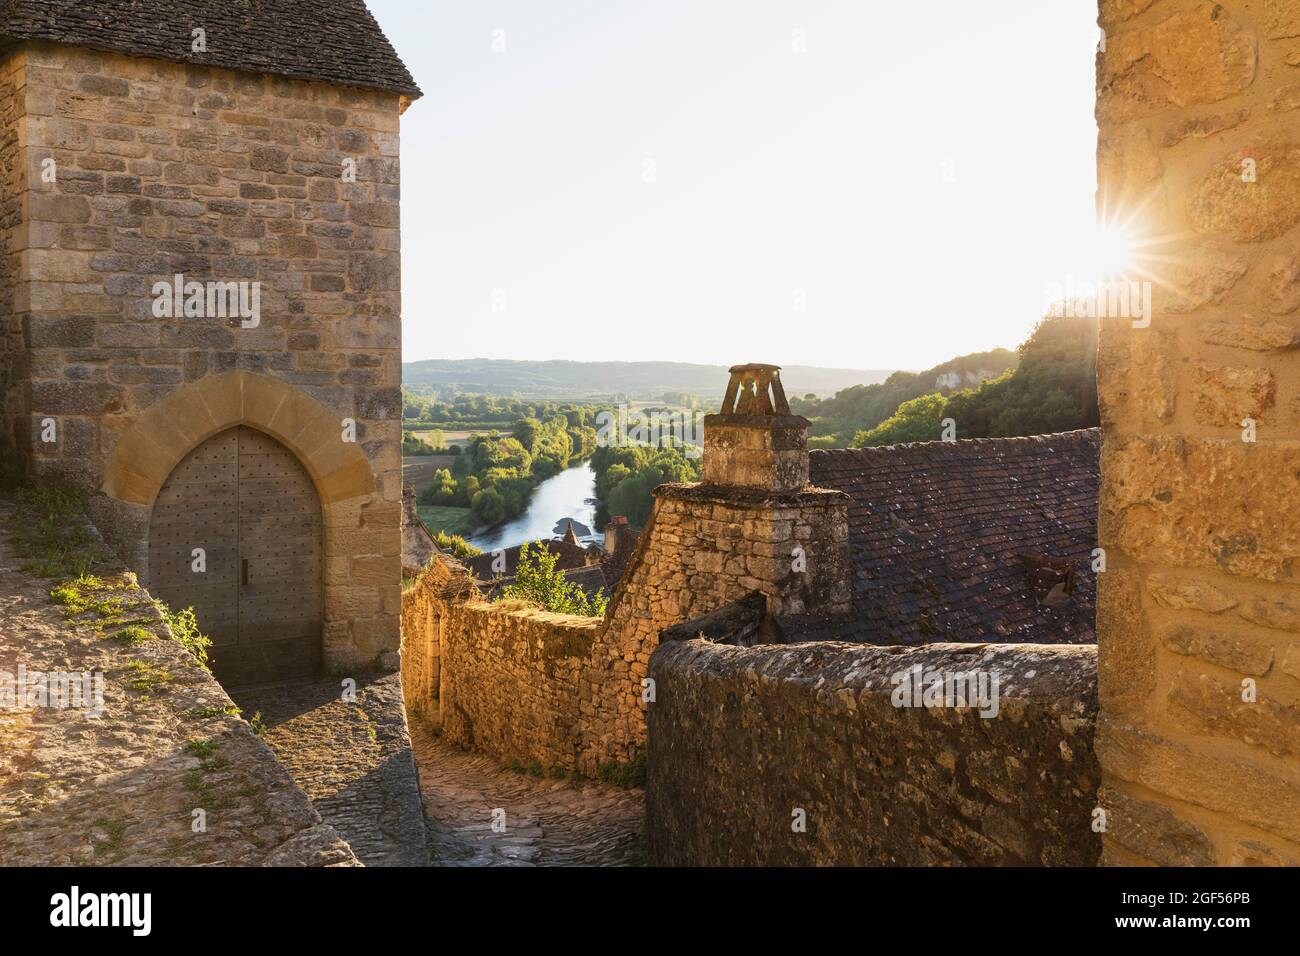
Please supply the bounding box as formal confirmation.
[0,498,358,866]
[0,49,27,475]
[2,40,404,669]
[1096,0,1300,865]
[400,478,850,776]
[646,638,1101,866]
[401,411,854,778]
[438,599,599,773]
[400,569,441,725]
[591,482,851,767]
[401,568,600,772]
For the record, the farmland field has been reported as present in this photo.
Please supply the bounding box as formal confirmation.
[401,453,457,487]
[416,505,474,537]
[405,427,497,446]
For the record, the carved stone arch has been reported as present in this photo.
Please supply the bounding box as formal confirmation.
[102,371,375,507]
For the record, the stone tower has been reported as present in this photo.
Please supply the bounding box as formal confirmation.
[0,1,419,684]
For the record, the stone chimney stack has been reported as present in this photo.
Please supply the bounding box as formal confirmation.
[703,364,809,492]
[624,362,853,618]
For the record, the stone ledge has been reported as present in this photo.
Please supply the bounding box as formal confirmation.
[646,636,1100,866]
[0,496,360,867]
[653,481,850,509]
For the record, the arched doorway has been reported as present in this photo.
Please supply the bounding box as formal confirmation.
[148,425,324,687]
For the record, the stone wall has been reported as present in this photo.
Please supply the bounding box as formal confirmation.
[646,636,1101,866]
[400,563,443,726]
[1,40,405,670]
[402,409,854,777]
[592,474,850,767]
[0,49,26,476]
[401,467,850,776]
[1096,0,1300,865]
[0,497,358,866]
[402,561,602,772]
[439,601,600,773]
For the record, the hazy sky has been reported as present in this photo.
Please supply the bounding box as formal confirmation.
[369,0,1100,372]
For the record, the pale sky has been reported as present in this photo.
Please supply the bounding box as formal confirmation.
[369,0,1101,371]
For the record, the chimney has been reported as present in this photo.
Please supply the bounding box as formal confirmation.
[703,364,809,492]
[605,515,628,555]
[635,361,853,617]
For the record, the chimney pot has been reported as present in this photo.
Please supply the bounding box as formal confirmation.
[704,363,809,492]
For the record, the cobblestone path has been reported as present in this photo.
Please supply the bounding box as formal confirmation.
[410,722,645,866]
[229,673,431,866]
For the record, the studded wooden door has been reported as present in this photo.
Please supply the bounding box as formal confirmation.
[148,426,323,687]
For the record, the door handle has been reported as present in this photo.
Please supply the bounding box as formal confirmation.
[241,558,249,586]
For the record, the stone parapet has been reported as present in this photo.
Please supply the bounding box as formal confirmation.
[645,636,1101,866]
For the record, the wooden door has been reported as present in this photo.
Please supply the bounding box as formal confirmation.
[148,426,323,686]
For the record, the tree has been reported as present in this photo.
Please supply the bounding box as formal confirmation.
[471,487,506,525]
[512,418,542,454]
[943,313,1098,437]
[498,542,607,617]
[430,531,481,560]
[853,392,949,446]
[850,313,1099,446]
[789,347,1018,443]
[401,430,436,455]
[419,468,458,506]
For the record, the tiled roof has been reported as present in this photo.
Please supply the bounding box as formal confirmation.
[805,428,1100,645]
[0,0,420,97]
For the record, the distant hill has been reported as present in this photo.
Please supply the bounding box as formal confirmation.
[402,359,894,400]
[790,348,1019,443]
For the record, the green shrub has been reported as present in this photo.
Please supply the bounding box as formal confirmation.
[431,530,481,559]
[497,542,607,617]
[161,605,213,671]
[597,753,646,789]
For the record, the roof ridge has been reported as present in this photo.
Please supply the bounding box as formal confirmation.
[810,427,1100,459]
[0,0,421,97]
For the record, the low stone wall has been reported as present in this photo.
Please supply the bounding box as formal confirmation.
[0,499,357,866]
[440,602,600,772]
[398,556,609,775]
[400,569,440,725]
[645,639,1101,866]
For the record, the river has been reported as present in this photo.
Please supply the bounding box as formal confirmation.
[468,462,600,552]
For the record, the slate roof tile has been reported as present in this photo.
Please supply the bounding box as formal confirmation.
[803,428,1100,646]
[0,0,420,97]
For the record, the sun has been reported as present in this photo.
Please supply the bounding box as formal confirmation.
[1091,225,1136,279]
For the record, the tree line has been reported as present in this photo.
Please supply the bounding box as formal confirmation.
[851,313,1099,446]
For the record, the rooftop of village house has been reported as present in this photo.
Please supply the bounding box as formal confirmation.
[789,427,1099,646]
[0,0,421,97]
